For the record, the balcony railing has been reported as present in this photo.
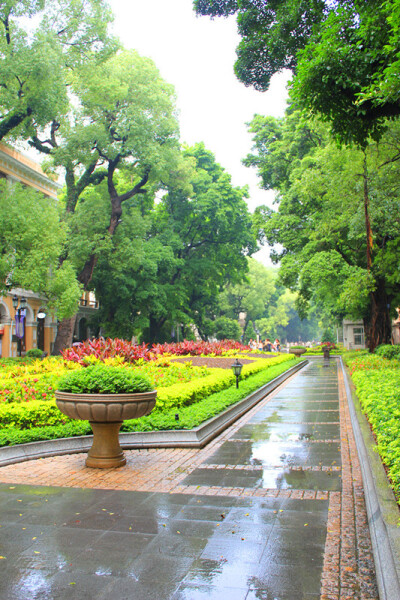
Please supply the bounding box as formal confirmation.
[79,298,99,309]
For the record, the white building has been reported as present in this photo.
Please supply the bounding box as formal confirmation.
[342,319,366,350]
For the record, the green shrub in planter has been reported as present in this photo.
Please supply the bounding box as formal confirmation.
[57,364,153,394]
[25,348,45,358]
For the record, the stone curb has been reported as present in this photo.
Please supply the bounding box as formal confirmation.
[0,360,307,467]
[340,357,400,600]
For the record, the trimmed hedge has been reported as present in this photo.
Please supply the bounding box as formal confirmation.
[345,352,400,498]
[121,359,299,432]
[154,355,294,411]
[304,347,343,355]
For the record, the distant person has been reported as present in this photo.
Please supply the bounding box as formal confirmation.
[264,338,272,352]
[274,339,281,352]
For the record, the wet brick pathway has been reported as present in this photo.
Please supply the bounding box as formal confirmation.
[0,359,379,599]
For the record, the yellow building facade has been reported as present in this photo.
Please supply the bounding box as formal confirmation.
[0,142,60,358]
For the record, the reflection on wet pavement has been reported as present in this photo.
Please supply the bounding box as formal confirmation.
[186,360,341,493]
[0,483,328,600]
[177,360,341,596]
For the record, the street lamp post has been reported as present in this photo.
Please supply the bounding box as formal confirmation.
[12,295,27,357]
[37,307,47,352]
[231,358,243,389]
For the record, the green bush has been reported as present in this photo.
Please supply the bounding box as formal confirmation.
[0,421,91,447]
[57,364,153,394]
[346,351,400,498]
[213,316,242,341]
[374,344,400,360]
[0,401,67,429]
[25,348,45,358]
[351,368,400,494]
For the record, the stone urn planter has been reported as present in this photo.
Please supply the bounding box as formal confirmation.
[55,390,156,468]
[289,347,307,358]
[55,365,156,469]
[323,346,330,359]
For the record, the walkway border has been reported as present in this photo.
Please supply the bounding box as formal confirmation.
[0,360,307,468]
[340,357,400,600]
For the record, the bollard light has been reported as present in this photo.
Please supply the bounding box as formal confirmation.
[231,358,243,389]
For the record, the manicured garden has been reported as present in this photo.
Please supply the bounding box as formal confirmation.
[2,336,400,504]
[344,345,400,501]
[0,339,298,448]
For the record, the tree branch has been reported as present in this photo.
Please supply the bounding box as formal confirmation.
[117,167,151,203]
[0,107,32,141]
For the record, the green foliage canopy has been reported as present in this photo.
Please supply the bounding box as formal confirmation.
[0,0,116,141]
[195,0,400,145]
[0,180,81,317]
[245,109,400,346]
[92,143,257,342]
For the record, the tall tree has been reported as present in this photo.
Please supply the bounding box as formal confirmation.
[0,180,80,317]
[0,0,116,141]
[218,258,275,333]
[92,143,257,343]
[30,49,180,352]
[245,110,400,349]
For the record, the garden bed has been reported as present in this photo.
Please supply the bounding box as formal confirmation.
[0,349,297,447]
[0,359,306,466]
[344,351,400,503]
[170,355,272,368]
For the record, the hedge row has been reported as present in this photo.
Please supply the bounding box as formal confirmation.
[344,353,400,496]
[155,354,294,411]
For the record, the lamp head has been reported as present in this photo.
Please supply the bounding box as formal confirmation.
[37,308,46,320]
[231,358,243,377]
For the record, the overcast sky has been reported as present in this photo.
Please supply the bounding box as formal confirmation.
[108,0,290,224]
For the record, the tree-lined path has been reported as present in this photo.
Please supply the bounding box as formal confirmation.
[0,360,379,599]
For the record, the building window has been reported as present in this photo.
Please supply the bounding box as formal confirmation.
[353,327,364,346]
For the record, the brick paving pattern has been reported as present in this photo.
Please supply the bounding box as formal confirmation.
[0,359,379,599]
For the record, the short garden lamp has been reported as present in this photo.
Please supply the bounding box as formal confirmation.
[231,358,243,389]
[12,295,27,356]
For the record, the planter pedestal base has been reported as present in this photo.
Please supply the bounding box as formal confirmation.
[86,421,126,468]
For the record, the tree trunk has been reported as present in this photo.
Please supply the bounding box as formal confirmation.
[51,314,78,356]
[365,281,392,352]
[363,154,373,271]
[78,254,98,289]
[147,315,166,345]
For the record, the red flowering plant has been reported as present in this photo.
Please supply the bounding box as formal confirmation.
[61,338,153,365]
[320,341,336,349]
[61,338,249,365]
[152,339,248,357]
